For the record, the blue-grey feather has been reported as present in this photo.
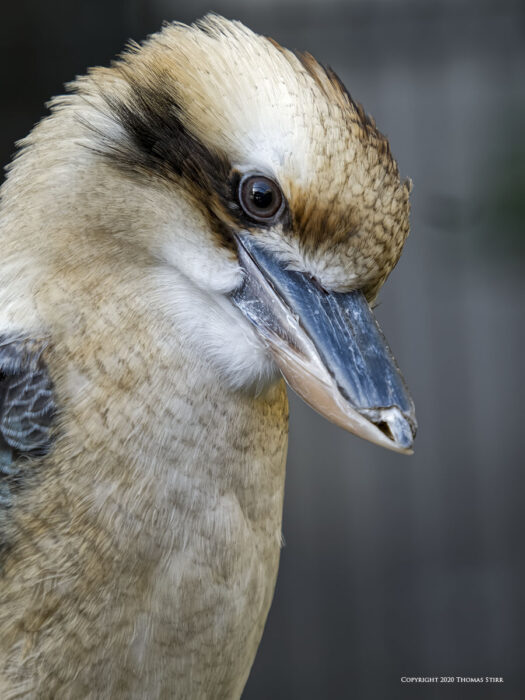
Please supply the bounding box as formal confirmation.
[0,336,55,510]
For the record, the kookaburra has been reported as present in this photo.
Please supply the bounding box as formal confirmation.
[0,15,416,699]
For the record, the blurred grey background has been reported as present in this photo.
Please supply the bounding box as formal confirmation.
[1,0,524,697]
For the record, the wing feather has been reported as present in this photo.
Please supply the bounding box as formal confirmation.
[0,336,55,507]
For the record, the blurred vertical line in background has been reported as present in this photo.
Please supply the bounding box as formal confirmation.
[1,1,524,698]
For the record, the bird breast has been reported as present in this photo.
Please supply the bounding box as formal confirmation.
[0,259,288,697]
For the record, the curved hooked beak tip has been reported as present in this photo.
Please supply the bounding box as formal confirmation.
[230,234,417,454]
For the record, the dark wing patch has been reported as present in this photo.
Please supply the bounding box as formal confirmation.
[0,336,55,509]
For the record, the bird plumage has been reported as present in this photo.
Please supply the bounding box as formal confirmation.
[0,15,413,698]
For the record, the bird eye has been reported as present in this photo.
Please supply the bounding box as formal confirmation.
[238,174,284,223]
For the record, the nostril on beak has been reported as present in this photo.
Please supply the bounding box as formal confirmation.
[307,274,329,294]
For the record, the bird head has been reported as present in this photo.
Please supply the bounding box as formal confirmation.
[9,15,416,453]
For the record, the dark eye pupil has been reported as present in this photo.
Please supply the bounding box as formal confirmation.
[238,174,283,222]
[250,182,274,209]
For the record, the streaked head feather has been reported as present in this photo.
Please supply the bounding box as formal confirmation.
[77,14,410,296]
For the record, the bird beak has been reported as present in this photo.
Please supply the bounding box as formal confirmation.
[230,234,417,454]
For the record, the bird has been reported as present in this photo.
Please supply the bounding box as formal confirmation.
[0,15,416,699]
